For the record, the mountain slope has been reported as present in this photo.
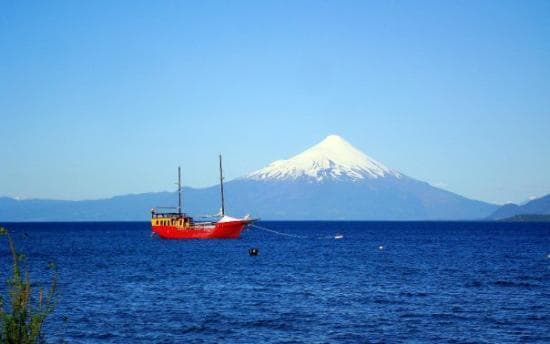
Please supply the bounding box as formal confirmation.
[220,177,496,220]
[487,194,550,220]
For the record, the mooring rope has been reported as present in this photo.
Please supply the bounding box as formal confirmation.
[249,224,309,239]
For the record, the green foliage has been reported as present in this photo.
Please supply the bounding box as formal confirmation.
[0,226,57,344]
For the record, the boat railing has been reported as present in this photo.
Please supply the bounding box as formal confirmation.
[151,208,186,219]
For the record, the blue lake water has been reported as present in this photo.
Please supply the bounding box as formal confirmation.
[1,221,549,343]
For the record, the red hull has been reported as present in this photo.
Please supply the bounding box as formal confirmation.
[152,219,251,239]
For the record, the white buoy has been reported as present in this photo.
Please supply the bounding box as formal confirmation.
[379,245,384,250]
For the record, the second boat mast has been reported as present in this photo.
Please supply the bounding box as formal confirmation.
[219,155,225,216]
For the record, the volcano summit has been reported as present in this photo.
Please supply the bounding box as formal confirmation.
[247,135,402,182]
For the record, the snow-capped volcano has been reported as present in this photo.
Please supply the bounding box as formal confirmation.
[246,135,402,182]
[0,134,498,221]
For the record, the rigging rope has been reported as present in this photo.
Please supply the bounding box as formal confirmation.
[249,224,309,239]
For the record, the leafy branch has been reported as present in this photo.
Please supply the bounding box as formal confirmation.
[0,226,57,344]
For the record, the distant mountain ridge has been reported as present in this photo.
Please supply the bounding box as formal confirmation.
[487,194,550,220]
[1,135,499,221]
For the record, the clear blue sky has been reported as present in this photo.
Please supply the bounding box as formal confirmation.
[1,0,549,204]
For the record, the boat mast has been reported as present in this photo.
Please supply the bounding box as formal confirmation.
[219,154,225,216]
[177,166,182,214]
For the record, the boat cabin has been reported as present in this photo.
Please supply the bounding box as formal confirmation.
[151,209,193,227]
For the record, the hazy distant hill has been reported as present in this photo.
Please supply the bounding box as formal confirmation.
[487,194,550,220]
[499,214,550,222]
[0,189,219,222]
[0,135,498,221]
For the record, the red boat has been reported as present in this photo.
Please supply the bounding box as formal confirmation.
[151,155,254,239]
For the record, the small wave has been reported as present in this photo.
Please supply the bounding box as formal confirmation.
[517,275,544,282]
[494,280,537,288]
[244,318,294,331]
[431,313,471,321]
[484,316,513,325]
[181,325,206,334]
[465,280,483,288]
[526,315,546,321]
[399,291,430,297]
[373,297,401,305]
[88,332,118,340]
[399,312,423,319]
[181,323,236,335]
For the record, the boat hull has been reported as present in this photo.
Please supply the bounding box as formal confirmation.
[152,219,251,239]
